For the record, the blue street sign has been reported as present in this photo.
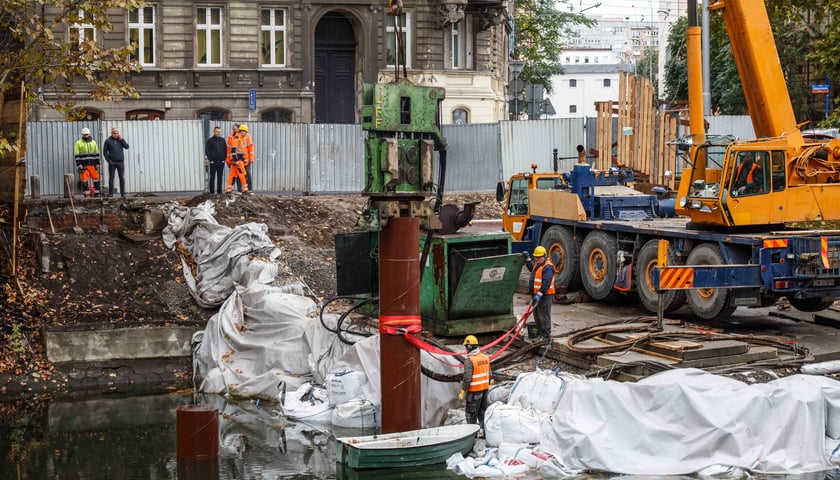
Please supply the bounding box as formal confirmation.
[248,89,257,111]
[811,84,830,94]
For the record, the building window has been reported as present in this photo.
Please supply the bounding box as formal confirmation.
[80,108,103,120]
[261,109,293,122]
[569,79,577,88]
[196,109,229,121]
[71,10,96,44]
[196,7,222,66]
[584,56,589,64]
[452,108,469,124]
[603,79,611,87]
[569,105,577,113]
[126,109,165,120]
[386,12,411,68]
[446,18,473,70]
[129,6,155,66]
[260,8,286,66]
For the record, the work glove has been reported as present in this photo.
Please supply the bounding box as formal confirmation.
[533,292,543,304]
[458,389,465,402]
[521,252,530,261]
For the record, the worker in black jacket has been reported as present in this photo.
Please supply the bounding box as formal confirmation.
[102,127,129,198]
[204,126,227,194]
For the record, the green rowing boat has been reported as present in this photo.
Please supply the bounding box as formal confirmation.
[336,424,479,469]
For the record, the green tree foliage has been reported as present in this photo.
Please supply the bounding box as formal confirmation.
[513,0,593,93]
[0,0,142,121]
[664,0,838,124]
[634,47,659,96]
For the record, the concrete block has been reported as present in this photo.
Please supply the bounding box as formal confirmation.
[143,207,167,234]
[44,326,197,363]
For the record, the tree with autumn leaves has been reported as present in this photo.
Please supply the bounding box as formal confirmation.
[0,0,142,154]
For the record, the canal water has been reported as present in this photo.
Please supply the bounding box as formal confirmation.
[4,391,840,479]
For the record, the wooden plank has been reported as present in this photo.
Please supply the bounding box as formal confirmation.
[680,346,777,368]
[814,310,840,329]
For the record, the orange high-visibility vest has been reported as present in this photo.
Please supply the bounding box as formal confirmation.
[468,352,490,392]
[736,162,759,184]
[533,261,556,295]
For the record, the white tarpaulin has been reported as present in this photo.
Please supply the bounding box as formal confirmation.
[194,285,315,400]
[541,368,840,474]
[162,200,287,308]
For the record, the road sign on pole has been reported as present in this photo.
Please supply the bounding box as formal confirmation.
[248,89,257,111]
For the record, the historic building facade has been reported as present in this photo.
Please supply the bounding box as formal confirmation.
[34,0,510,125]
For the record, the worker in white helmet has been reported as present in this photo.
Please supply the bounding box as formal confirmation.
[74,128,101,197]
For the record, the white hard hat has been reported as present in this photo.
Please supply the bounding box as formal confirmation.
[81,128,91,135]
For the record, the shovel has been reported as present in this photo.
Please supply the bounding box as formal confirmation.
[65,176,84,234]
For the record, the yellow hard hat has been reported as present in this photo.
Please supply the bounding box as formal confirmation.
[239,124,248,132]
[533,246,547,257]
[463,335,478,346]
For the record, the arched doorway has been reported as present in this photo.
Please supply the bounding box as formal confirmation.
[314,12,356,124]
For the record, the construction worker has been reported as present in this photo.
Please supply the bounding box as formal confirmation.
[238,124,254,192]
[734,151,764,195]
[225,131,249,194]
[74,127,101,197]
[459,335,490,431]
[525,246,555,338]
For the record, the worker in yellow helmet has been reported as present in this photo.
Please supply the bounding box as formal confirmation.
[459,334,490,432]
[524,245,555,338]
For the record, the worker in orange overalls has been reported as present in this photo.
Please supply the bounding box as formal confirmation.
[225,127,249,194]
[238,124,254,192]
[459,335,490,432]
[74,127,101,197]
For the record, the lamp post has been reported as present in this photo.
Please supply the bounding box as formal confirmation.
[509,60,525,120]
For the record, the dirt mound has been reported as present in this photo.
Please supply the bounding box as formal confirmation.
[2,192,501,373]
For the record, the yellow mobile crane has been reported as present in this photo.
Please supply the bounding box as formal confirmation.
[676,0,840,228]
[495,0,840,320]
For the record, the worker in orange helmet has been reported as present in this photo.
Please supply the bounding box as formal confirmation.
[459,334,490,432]
[74,127,101,197]
[524,245,555,338]
[224,128,249,194]
[237,124,255,193]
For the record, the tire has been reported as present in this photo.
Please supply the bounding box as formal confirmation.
[580,231,620,300]
[788,297,834,313]
[635,239,686,314]
[541,226,582,290]
[685,243,736,321]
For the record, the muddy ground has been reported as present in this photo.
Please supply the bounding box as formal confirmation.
[0,192,502,375]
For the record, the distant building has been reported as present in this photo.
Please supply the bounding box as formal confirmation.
[32,0,510,125]
[546,63,632,118]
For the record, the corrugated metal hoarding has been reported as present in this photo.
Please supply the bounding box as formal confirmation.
[439,123,501,192]
[706,115,755,139]
[309,124,365,193]
[246,122,309,193]
[27,121,100,196]
[499,118,586,178]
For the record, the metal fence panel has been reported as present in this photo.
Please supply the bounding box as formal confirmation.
[706,115,755,139]
[242,122,309,193]
[27,121,100,196]
[114,120,205,193]
[439,123,501,192]
[309,124,365,193]
[499,118,586,179]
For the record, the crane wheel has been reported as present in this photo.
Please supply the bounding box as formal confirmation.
[788,297,834,313]
[635,239,686,314]
[580,231,620,301]
[541,226,581,291]
[685,243,736,321]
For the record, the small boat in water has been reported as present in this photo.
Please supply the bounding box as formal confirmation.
[336,424,479,469]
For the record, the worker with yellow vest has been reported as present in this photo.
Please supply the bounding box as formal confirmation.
[459,335,490,431]
[525,245,555,338]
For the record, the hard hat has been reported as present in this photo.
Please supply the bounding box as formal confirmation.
[533,246,547,257]
[239,124,248,132]
[81,128,91,135]
[463,335,479,346]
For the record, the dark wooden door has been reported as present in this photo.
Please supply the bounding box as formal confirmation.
[315,13,356,124]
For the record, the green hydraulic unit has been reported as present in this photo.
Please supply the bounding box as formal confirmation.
[420,230,521,336]
[335,229,522,336]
